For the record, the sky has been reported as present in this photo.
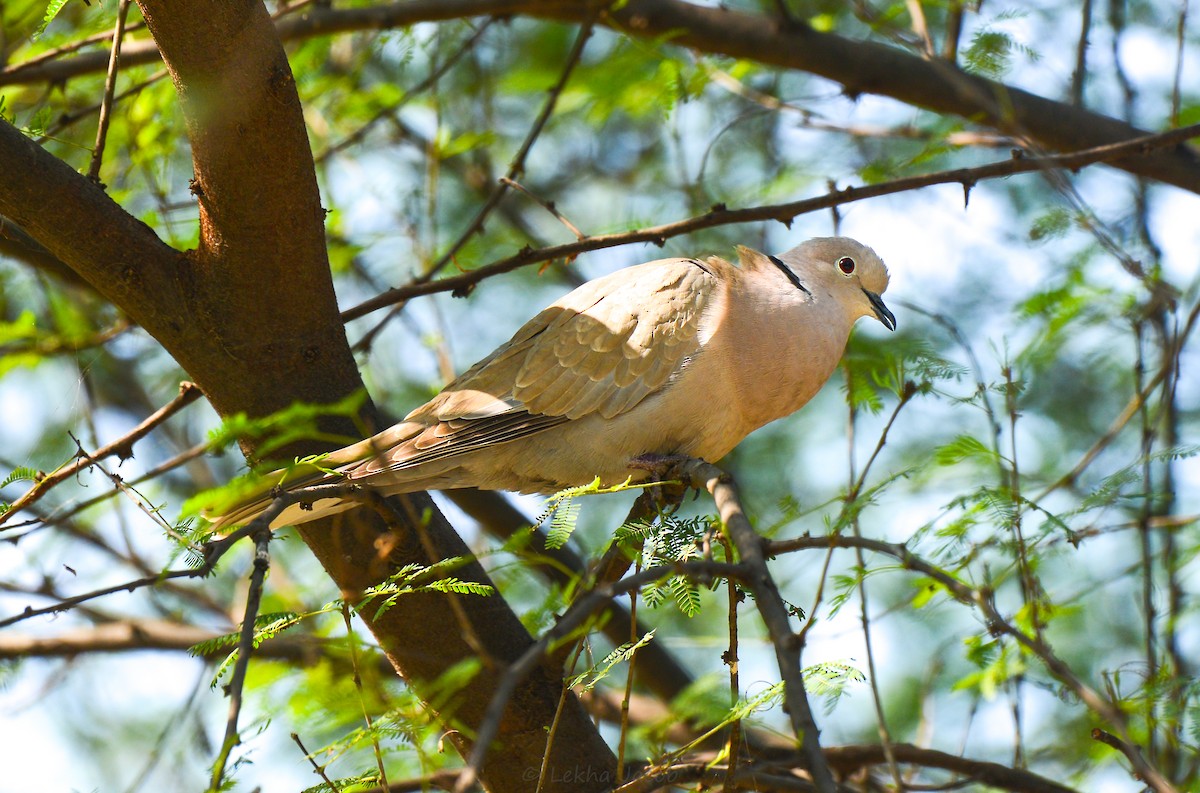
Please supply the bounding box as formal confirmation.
[2,8,1199,793]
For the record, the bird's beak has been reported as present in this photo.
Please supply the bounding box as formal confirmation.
[864,289,896,331]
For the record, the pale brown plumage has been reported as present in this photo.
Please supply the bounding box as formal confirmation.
[207,237,894,529]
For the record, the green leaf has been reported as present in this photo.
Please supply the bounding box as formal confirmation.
[934,434,1000,466]
[302,771,382,793]
[569,630,656,691]
[804,660,865,715]
[669,575,702,618]
[34,0,70,39]
[545,494,581,550]
[1,466,41,489]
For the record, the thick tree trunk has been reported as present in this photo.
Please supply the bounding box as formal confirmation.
[0,0,616,789]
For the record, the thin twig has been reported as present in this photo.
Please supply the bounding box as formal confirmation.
[765,533,1179,792]
[1034,364,1169,501]
[371,491,493,665]
[674,459,837,793]
[451,559,747,793]
[499,177,586,240]
[0,317,132,357]
[316,20,495,163]
[344,603,390,791]
[42,69,170,141]
[1170,0,1188,125]
[86,454,184,539]
[208,526,273,792]
[906,0,934,56]
[0,20,146,78]
[538,639,588,792]
[21,440,210,536]
[342,123,1200,322]
[942,0,965,61]
[87,0,132,182]
[0,381,203,527]
[845,394,903,790]
[1134,320,1160,760]
[898,299,1005,482]
[1001,361,1034,769]
[292,732,341,792]
[616,554,642,784]
[721,535,741,793]
[419,8,601,285]
[1092,728,1157,786]
[1069,0,1093,106]
[0,481,359,629]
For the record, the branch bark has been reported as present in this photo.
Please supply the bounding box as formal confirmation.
[1,0,616,788]
[5,0,1199,192]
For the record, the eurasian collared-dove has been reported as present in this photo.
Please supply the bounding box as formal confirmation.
[208,237,894,530]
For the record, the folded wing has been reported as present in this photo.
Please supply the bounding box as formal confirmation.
[349,258,719,479]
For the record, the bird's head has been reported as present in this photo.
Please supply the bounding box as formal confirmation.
[768,237,896,331]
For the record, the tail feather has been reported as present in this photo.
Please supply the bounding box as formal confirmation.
[202,461,335,532]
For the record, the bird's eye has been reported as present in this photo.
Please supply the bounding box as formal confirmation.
[837,256,856,275]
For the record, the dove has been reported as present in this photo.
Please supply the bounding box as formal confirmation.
[207,237,894,530]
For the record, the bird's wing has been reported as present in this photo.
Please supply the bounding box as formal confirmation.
[349,258,722,477]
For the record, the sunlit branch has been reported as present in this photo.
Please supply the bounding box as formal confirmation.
[342,124,1200,322]
[670,458,837,792]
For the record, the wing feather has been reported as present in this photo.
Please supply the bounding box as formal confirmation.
[346,258,721,479]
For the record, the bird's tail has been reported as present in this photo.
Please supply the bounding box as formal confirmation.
[200,422,433,532]
[200,458,346,533]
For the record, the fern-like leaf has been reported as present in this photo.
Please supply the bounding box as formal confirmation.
[569,630,655,691]
[1,466,40,489]
[34,0,70,39]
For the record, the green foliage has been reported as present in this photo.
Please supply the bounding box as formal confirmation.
[962,12,1039,78]
[536,476,644,550]
[301,771,382,793]
[180,392,375,521]
[203,391,370,458]
[804,660,866,715]
[616,514,712,617]
[843,338,966,414]
[33,0,68,39]
[195,608,342,688]
[954,636,1025,700]
[0,465,39,489]
[1029,207,1075,242]
[5,3,1200,791]
[569,630,656,691]
[934,434,1002,467]
[358,557,493,620]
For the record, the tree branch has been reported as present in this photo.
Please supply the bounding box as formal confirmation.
[6,0,1199,191]
[342,121,1200,319]
[766,533,1179,793]
[0,381,203,527]
[0,119,191,338]
[674,459,836,793]
[0,618,328,663]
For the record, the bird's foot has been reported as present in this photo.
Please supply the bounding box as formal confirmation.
[629,453,702,513]
[628,452,696,478]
